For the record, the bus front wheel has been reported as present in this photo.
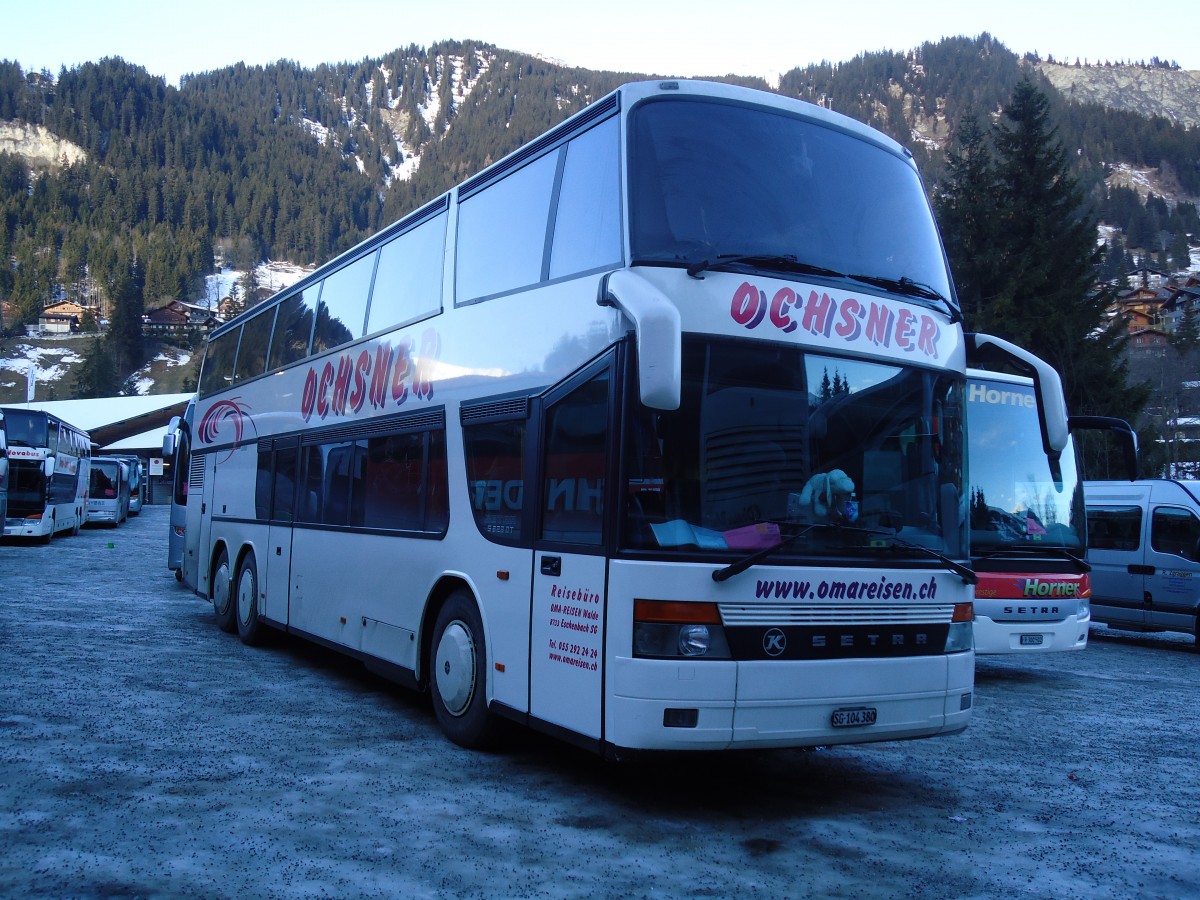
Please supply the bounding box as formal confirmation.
[236,553,267,646]
[212,549,236,633]
[431,591,497,749]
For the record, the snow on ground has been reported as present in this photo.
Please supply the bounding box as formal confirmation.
[203,261,313,309]
[0,343,83,389]
[132,347,193,396]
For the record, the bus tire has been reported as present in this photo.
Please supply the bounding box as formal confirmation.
[430,591,497,749]
[212,548,237,633]
[235,553,267,646]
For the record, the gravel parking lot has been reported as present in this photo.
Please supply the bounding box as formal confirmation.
[2,505,1197,899]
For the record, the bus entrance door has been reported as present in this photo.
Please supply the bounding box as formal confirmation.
[527,362,612,741]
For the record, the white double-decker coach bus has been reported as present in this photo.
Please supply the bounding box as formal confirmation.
[184,80,1067,756]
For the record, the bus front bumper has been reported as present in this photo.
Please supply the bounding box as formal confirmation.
[606,652,974,751]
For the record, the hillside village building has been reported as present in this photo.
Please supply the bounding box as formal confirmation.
[142,300,222,337]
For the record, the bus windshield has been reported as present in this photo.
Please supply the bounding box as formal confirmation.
[628,98,955,311]
[967,376,1084,553]
[623,339,966,558]
[4,409,49,447]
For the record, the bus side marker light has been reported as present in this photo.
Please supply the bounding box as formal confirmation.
[496,570,510,581]
[495,663,506,673]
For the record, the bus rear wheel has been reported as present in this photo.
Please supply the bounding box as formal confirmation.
[212,548,237,633]
[430,591,497,749]
[236,553,267,646]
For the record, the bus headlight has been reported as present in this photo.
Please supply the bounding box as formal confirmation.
[1077,597,1090,621]
[678,624,710,656]
[633,600,731,659]
[944,602,974,653]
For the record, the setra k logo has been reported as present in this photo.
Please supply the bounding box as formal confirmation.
[762,627,787,657]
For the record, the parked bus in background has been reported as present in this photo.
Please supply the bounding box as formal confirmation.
[111,454,145,515]
[0,408,9,525]
[163,396,195,580]
[183,80,1068,756]
[87,457,130,526]
[966,367,1138,654]
[1,407,91,541]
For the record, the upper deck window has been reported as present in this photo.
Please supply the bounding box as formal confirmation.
[549,117,622,279]
[267,288,318,371]
[367,211,448,335]
[456,151,558,303]
[313,251,377,353]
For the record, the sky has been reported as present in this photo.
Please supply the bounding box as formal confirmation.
[2,0,1197,88]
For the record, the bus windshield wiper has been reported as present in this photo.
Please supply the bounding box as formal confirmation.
[974,546,1090,574]
[712,523,977,585]
[865,529,978,584]
[687,253,845,280]
[712,523,825,582]
[846,273,960,322]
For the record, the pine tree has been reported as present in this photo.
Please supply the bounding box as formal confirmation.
[73,339,121,398]
[943,79,1147,427]
[934,115,999,327]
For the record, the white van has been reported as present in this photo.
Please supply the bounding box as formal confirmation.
[1084,479,1200,645]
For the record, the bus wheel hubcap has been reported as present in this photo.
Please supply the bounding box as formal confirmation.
[434,621,475,716]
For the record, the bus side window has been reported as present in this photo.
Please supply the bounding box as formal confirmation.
[322,442,356,526]
[463,419,526,544]
[541,370,610,545]
[255,445,272,519]
[272,446,298,523]
[363,432,425,531]
[299,445,325,523]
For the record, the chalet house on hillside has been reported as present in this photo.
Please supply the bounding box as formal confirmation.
[37,300,93,334]
[1128,326,1170,350]
[1161,278,1200,332]
[1104,268,1199,341]
[143,300,221,337]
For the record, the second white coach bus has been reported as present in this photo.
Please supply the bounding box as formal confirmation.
[184,80,1067,756]
[966,368,1136,654]
[1,407,91,540]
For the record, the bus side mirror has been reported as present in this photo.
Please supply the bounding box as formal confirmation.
[599,269,682,411]
[966,333,1069,457]
[1068,415,1139,481]
[163,415,181,456]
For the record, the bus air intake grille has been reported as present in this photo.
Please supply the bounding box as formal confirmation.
[718,603,956,626]
[188,455,205,491]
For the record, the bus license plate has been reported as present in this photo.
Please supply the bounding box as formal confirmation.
[831,707,877,728]
[1019,634,1044,646]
